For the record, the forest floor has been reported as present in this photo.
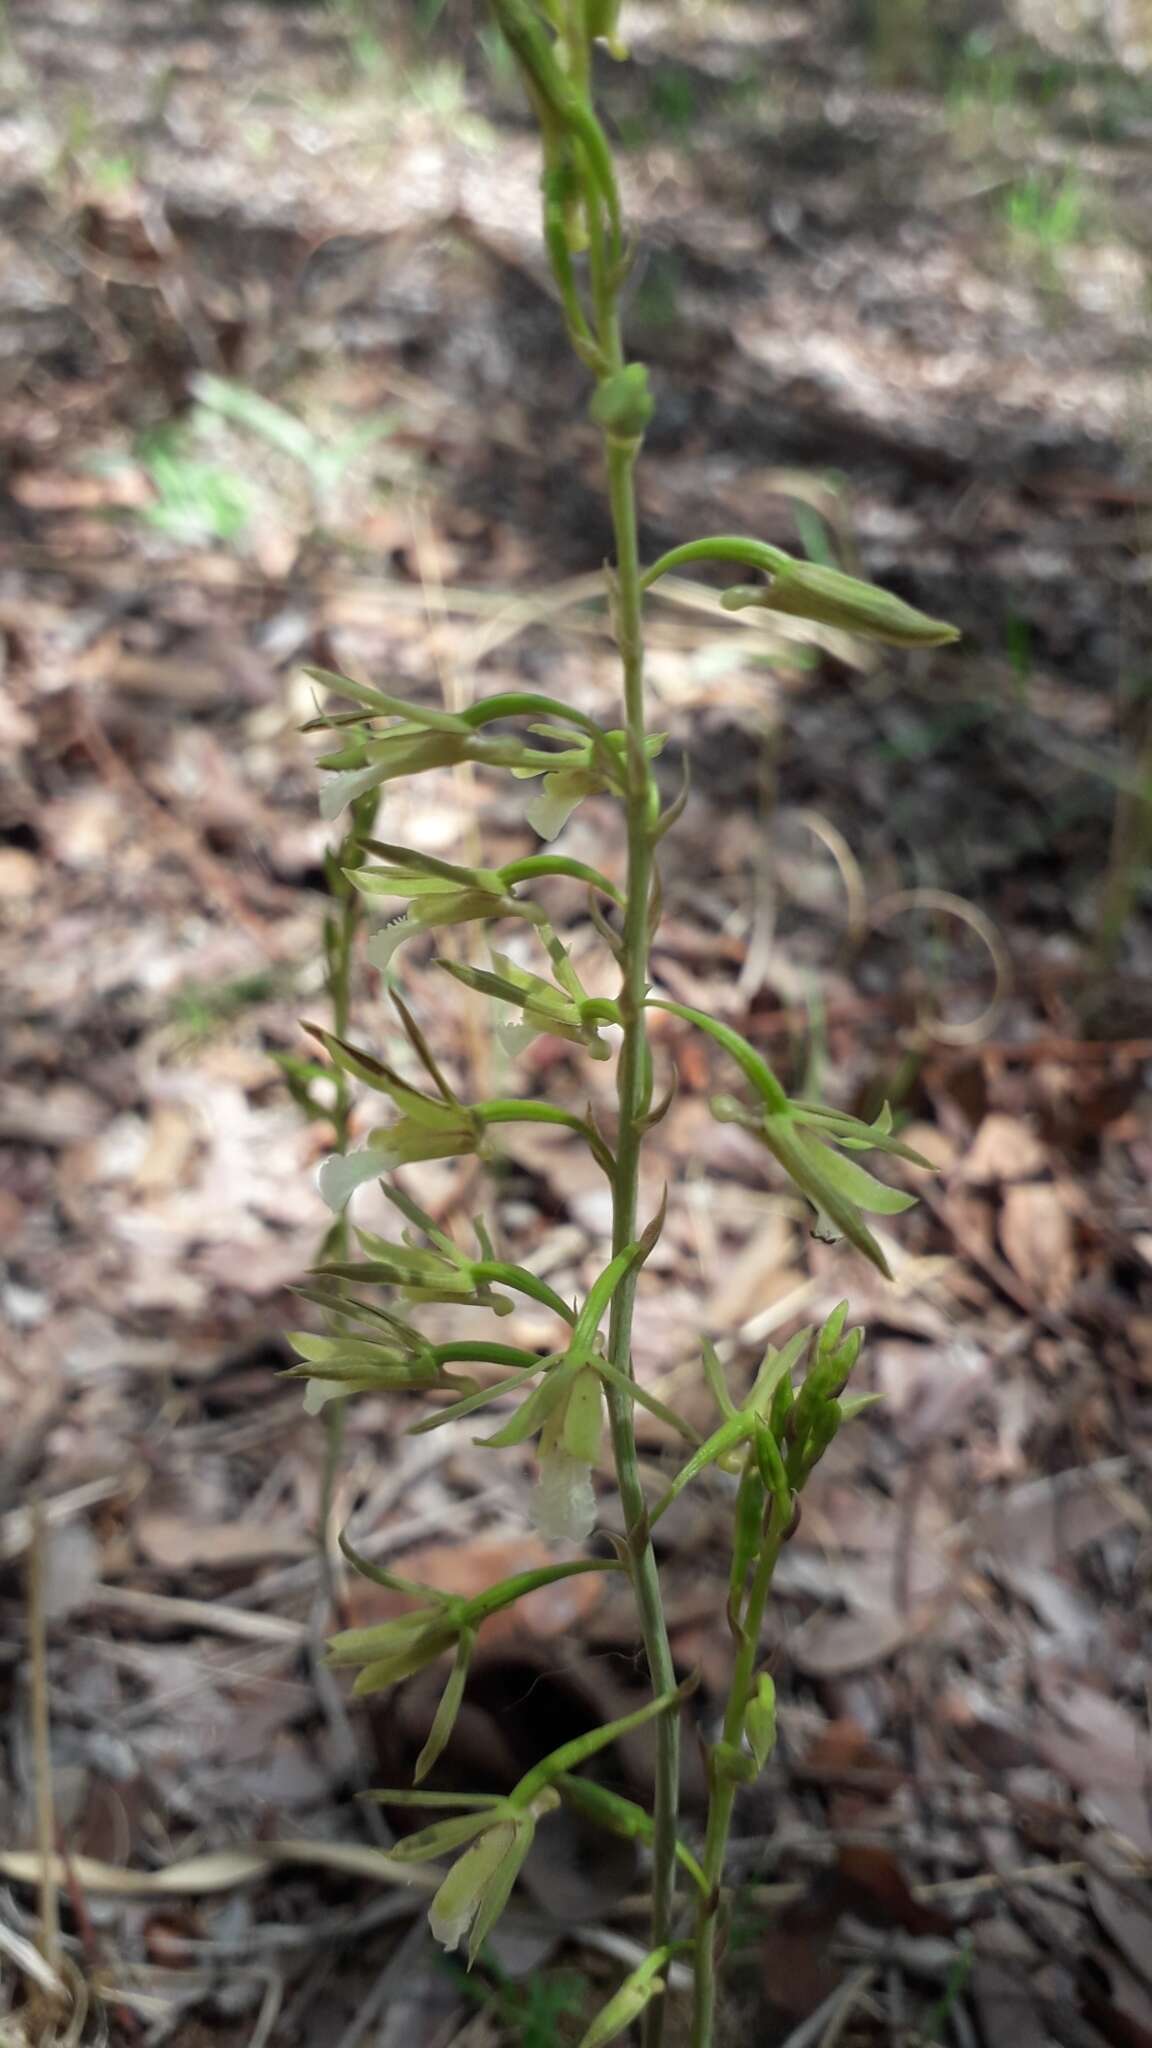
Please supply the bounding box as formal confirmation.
[2,2,1152,2044]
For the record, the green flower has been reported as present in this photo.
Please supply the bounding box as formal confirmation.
[469,1231,661,1538]
[317,727,478,821]
[749,1102,922,1277]
[649,1000,930,1279]
[347,842,519,972]
[328,1588,464,1697]
[720,561,959,647]
[374,1681,687,1962]
[284,1320,441,1413]
[512,730,664,840]
[440,950,612,1060]
[305,1026,482,1210]
[424,1805,545,1959]
[330,1550,614,1778]
[533,1364,604,1542]
[326,1222,511,1316]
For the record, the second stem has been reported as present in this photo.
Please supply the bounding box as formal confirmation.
[601,417,681,2048]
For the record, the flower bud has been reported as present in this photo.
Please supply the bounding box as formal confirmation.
[719,560,959,648]
[744,1673,777,1772]
[590,363,654,443]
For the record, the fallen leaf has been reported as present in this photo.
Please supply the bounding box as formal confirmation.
[136,1517,312,1570]
[999,1181,1077,1309]
[0,1083,107,1148]
[789,1605,915,1678]
[1087,1794,1152,1862]
[1082,1948,1152,2048]
[1087,1871,1152,1992]
[970,1961,1049,2048]
[895,1121,957,1171]
[706,1212,798,1329]
[1035,1676,1151,1792]
[960,1114,1048,1185]
[760,1898,842,2023]
[836,1845,950,1935]
[968,1463,1148,1568]
[40,1520,101,1621]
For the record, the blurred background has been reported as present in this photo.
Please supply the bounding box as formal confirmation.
[2,1,1152,2043]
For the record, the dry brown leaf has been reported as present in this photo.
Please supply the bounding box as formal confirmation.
[1087,1870,1152,1991]
[941,1186,999,1259]
[998,1181,1077,1310]
[897,1121,958,1172]
[1035,1675,1151,1792]
[0,1083,107,1149]
[705,1212,797,1330]
[836,1845,951,1935]
[137,1515,312,1570]
[970,1962,1049,2048]
[789,1605,915,1678]
[968,1463,1148,1568]
[1089,1793,1152,1862]
[960,1114,1048,1185]
[1082,1947,1152,2048]
[132,1103,202,1196]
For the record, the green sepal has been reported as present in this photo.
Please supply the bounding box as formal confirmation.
[301,668,471,732]
[415,1626,477,1783]
[303,1026,463,1125]
[405,1361,555,1437]
[837,1390,883,1423]
[378,1808,513,1865]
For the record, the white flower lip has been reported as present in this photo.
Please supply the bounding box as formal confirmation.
[532,1448,597,1542]
[316,1146,389,1214]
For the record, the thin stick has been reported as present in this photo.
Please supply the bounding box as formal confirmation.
[28,1500,62,1984]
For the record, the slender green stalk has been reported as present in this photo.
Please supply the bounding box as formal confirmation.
[691,1505,787,2048]
[319,822,373,1607]
[592,326,681,2045]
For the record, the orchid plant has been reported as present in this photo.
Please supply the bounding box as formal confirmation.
[287,5,957,2042]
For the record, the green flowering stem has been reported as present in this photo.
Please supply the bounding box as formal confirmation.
[596,372,681,2046]
[691,1494,790,2048]
[317,791,379,1604]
